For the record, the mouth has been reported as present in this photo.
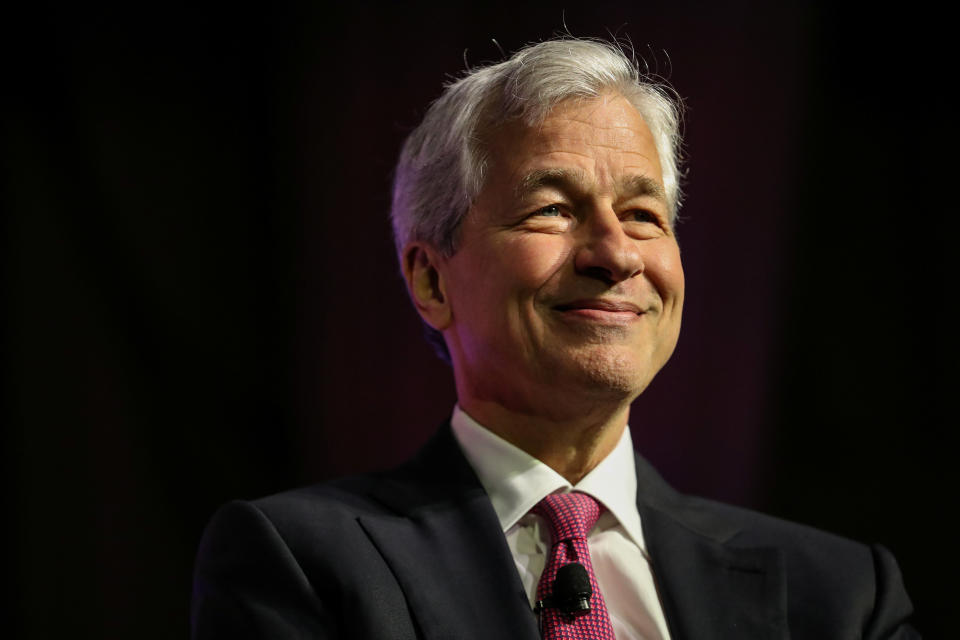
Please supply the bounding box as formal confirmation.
[553,299,644,323]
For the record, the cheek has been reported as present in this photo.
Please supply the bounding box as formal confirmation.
[647,242,685,301]
[448,236,570,322]
[504,236,570,289]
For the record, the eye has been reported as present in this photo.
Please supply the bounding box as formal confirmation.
[536,204,563,217]
[630,209,660,224]
[520,203,572,232]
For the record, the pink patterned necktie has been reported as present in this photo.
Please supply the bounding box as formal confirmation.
[532,492,616,640]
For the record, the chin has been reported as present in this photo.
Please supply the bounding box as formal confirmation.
[557,348,658,400]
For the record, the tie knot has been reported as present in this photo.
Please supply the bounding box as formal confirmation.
[532,492,603,542]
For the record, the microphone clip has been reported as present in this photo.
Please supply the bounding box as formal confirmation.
[533,562,592,617]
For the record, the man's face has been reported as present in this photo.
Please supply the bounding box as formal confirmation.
[438,93,685,412]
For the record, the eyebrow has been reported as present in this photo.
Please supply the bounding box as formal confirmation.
[515,168,585,198]
[618,174,668,204]
[514,168,667,204]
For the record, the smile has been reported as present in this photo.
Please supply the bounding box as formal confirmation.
[553,299,645,324]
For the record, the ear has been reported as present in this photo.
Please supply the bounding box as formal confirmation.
[401,242,452,331]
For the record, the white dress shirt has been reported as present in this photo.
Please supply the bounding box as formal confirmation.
[450,406,672,640]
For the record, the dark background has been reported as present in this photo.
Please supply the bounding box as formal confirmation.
[4,2,953,637]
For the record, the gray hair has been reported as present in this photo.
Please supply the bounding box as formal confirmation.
[390,37,684,257]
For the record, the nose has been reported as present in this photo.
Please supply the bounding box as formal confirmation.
[573,208,644,284]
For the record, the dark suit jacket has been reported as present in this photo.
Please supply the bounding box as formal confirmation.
[192,426,919,639]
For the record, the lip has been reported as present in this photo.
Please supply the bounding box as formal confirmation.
[554,299,643,314]
[553,299,645,324]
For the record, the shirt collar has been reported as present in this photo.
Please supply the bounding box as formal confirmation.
[450,405,646,550]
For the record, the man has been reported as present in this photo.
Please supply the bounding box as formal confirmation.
[192,38,918,639]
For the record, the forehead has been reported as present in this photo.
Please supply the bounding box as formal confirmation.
[481,93,665,193]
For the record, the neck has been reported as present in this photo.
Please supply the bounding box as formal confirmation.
[458,397,630,485]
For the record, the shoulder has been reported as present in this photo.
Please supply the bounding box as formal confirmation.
[635,456,918,638]
[683,492,870,557]
[715,497,915,637]
[637,453,886,572]
[199,471,401,565]
[192,472,423,639]
[198,424,474,563]
[255,473,396,524]
[672,494,917,637]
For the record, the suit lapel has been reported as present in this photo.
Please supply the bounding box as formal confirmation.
[635,456,789,640]
[359,427,540,640]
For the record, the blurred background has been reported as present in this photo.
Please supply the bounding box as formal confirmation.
[3,1,953,637]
